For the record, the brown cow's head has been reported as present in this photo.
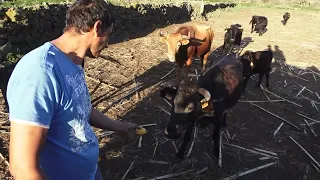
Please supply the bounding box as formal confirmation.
[239,50,254,77]
[159,30,191,62]
[159,79,212,139]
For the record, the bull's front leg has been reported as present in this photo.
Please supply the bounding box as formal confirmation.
[176,123,195,159]
[265,71,270,89]
[212,118,222,158]
[256,72,264,87]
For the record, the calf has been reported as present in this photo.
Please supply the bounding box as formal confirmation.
[221,24,243,55]
[282,12,290,25]
[159,24,215,83]
[239,50,273,89]
[159,53,245,160]
[249,15,268,36]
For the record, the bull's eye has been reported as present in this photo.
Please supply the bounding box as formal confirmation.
[185,103,195,113]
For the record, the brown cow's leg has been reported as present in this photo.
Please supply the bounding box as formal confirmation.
[201,53,210,73]
[176,122,195,159]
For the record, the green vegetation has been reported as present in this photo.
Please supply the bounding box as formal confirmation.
[1,0,319,11]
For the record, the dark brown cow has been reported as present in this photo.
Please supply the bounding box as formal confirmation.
[159,25,215,83]
[282,12,290,25]
[159,53,245,161]
[221,24,243,55]
[239,49,273,89]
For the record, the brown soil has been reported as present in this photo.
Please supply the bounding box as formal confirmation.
[1,7,320,180]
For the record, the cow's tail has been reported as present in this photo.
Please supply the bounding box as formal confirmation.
[249,19,252,25]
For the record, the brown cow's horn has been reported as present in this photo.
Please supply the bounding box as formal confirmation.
[181,31,191,40]
[198,88,211,103]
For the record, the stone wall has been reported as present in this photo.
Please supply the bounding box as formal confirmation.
[0,1,236,65]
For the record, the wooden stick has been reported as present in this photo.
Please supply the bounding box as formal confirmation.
[153,138,159,156]
[219,130,223,168]
[311,162,320,172]
[172,141,178,153]
[186,167,208,180]
[163,98,172,107]
[140,123,157,127]
[250,103,301,130]
[223,143,278,159]
[187,126,198,157]
[85,75,117,89]
[273,123,284,137]
[110,85,143,106]
[260,85,271,101]
[296,112,320,123]
[239,100,285,103]
[259,157,272,160]
[253,147,278,156]
[222,161,278,180]
[138,136,142,148]
[294,81,314,94]
[302,119,317,137]
[312,73,317,81]
[133,76,140,100]
[161,68,175,80]
[121,161,135,180]
[0,152,9,167]
[278,69,309,82]
[148,169,195,180]
[264,89,302,107]
[148,160,170,165]
[296,86,306,97]
[315,92,320,100]
[283,80,287,87]
[158,106,171,116]
[289,136,320,169]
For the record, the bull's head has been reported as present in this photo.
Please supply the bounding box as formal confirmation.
[159,30,191,62]
[159,79,212,139]
[239,50,254,77]
[225,26,242,43]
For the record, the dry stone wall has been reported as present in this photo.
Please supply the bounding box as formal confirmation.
[0,1,235,65]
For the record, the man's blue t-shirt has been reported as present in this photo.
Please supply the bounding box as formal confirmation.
[7,42,99,180]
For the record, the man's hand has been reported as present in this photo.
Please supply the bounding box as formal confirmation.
[117,122,139,140]
[89,108,139,140]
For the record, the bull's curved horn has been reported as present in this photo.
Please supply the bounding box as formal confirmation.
[198,88,211,103]
[181,31,191,40]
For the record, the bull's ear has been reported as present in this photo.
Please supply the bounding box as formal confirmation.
[180,39,189,45]
[159,87,177,101]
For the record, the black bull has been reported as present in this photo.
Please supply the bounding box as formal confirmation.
[159,53,245,160]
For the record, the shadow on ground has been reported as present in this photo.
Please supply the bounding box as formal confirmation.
[95,44,320,180]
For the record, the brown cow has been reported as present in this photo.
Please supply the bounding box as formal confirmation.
[159,24,215,84]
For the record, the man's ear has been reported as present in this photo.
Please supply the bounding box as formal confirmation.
[159,87,177,101]
[93,20,103,36]
[180,39,189,45]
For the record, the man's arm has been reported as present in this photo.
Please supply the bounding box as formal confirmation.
[9,122,47,180]
[89,108,138,133]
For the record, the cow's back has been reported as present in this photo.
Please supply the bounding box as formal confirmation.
[198,54,244,101]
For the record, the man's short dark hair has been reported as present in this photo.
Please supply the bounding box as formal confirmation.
[64,0,114,34]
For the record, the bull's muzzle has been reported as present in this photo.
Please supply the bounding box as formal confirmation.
[167,54,175,62]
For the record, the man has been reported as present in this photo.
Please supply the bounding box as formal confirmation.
[6,0,139,179]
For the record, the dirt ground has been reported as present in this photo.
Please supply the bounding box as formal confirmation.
[1,6,320,180]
